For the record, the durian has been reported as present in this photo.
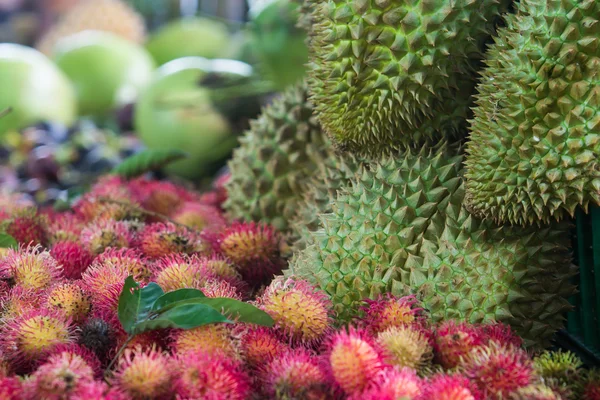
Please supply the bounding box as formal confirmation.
[464,0,600,226]
[224,82,332,232]
[306,0,512,153]
[36,0,145,56]
[291,143,575,346]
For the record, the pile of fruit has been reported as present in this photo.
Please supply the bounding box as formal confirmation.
[0,176,598,399]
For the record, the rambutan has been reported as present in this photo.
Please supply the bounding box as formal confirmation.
[46,212,84,244]
[138,222,205,258]
[1,309,73,367]
[1,286,43,318]
[434,320,484,369]
[219,222,285,287]
[255,276,332,345]
[96,247,152,283]
[42,344,102,378]
[24,346,96,399]
[376,325,433,371]
[0,244,63,291]
[263,348,331,399]
[533,350,583,399]
[77,317,117,365]
[111,345,172,399]
[201,279,243,300]
[74,176,141,222]
[81,258,130,312]
[0,376,23,399]
[460,341,533,398]
[128,177,194,217]
[349,367,422,400]
[418,374,481,400]
[477,322,523,348]
[325,327,385,395]
[510,384,560,400]
[152,253,204,292]
[172,349,250,400]
[50,241,94,280]
[70,380,130,400]
[584,370,600,400]
[1,207,47,246]
[45,282,92,323]
[199,253,244,284]
[170,324,238,359]
[171,201,227,232]
[81,219,132,256]
[239,326,290,369]
[360,294,427,334]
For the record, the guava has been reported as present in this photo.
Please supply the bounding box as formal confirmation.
[134,57,254,180]
[0,43,76,136]
[145,17,231,66]
[52,30,156,116]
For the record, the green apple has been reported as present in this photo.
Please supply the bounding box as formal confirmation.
[145,17,231,66]
[0,43,76,136]
[52,30,156,116]
[134,57,253,180]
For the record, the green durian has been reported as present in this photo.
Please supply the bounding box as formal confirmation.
[465,0,600,226]
[224,82,331,232]
[306,0,512,154]
[290,143,575,346]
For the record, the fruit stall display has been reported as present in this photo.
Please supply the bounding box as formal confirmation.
[0,0,599,399]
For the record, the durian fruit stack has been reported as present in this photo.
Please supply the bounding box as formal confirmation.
[225,0,600,348]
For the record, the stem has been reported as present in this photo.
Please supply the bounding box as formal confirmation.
[0,107,12,119]
[104,335,133,379]
[96,197,199,234]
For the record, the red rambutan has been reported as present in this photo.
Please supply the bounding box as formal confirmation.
[2,207,47,246]
[96,247,152,283]
[477,322,523,348]
[1,285,43,318]
[45,281,92,323]
[111,345,172,399]
[584,370,600,400]
[74,176,141,222]
[138,222,206,259]
[46,212,84,244]
[50,241,94,279]
[219,222,285,287]
[201,279,243,300]
[239,326,290,369]
[0,376,23,399]
[152,253,204,292]
[434,320,484,369]
[360,294,427,334]
[0,244,63,291]
[325,327,385,395]
[460,341,533,398]
[349,367,422,400]
[171,201,227,232]
[81,258,130,313]
[418,374,481,400]
[128,178,195,216]
[81,219,132,256]
[255,276,332,345]
[170,324,238,359]
[172,349,250,400]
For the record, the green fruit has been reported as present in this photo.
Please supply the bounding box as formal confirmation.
[291,143,575,347]
[145,17,231,66]
[53,30,156,116]
[0,44,76,136]
[249,0,308,90]
[465,0,600,226]
[224,82,332,232]
[134,57,252,180]
[306,0,512,153]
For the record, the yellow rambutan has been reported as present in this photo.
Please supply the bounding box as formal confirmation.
[45,282,92,323]
[0,244,62,291]
[111,345,172,399]
[170,324,239,359]
[376,325,433,371]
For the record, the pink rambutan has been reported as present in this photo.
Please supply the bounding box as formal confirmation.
[74,176,141,222]
[70,380,131,400]
[171,201,227,232]
[218,222,285,287]
[128,178,194,217]
[239,326,290,369]
[152,253,204,292]
[360,294,427,334]
[0,244,63,291]
[42,344,102,378]
[172,349,250,400]
[325,327,385,395]
[81,258,130,313]
[50,241,94,279]
[96,247,152,283]
[45,281,92,323]
[476,322,523,348]
[46,212,85,244]
[460,341,533,398]
[262,348,331,399]
[434,320,484,369]
[255,276,332,345]
[0,376,23,399]
[170,324,238,359]
[138,222,206,259]
[349,367,422,400]
[2,207,47,246]
[201,279,243,300]
[81,219,132,256]
[376,325,433,371]
[24,345,96,399]
[0,309,74,367]
[198,253,244,284]
[510,384,561,400]
[111,345,172,399]
[583,370,600,400]
[1,285,43,318]
[418,374,481,400]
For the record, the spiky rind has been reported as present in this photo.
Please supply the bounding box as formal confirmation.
[0,244,63,291]
[111,345,172,399]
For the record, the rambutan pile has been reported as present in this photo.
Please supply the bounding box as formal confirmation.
[0,175,596,399]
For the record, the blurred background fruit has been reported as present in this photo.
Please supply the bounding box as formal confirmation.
[0,43,76,136]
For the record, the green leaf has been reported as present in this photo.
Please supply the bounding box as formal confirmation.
[117,277,165,334]
[132,303,231,335]
[112,149,188,179]
[0,233,17,249]
[151,288,206,311]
